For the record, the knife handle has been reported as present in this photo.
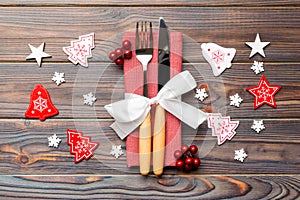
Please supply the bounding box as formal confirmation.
[153,104,166,176]
[139,112,151,175]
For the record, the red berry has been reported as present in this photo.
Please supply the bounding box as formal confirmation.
[185,157,193,165]
[184,164,193,171]
[189,145,198,155]
[122,40,132,50]
[181,145,189,154]
[123,50,132,59]
[115,48,123,58]
[174,150,182,159]
[109,51,117,61]
[193,157,201,168]
[115,58,124,66]
[176,159,184,169]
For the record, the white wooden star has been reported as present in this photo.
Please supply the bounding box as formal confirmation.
[26,43,51,67]
[245,33,270,58]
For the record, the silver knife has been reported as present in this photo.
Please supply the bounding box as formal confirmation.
[153,17,170,175]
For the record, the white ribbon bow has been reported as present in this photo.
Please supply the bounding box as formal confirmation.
[105,71,208,140]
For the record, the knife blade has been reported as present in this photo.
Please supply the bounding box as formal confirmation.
[153,17,170,175]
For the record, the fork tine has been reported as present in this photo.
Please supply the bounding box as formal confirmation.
[149,22,153,49]
[135,22,139,50]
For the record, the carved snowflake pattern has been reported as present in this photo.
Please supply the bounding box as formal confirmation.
[110,145,124,159]
[48,134,62,148]
[212,49,225,64]
[52,72,65,86]
[251,61,264,74]
[251,120,265,133]
[230,93,243,107]
[83,92,97,106]
[33,96,48,112]
[195,88,208,102]
[234,148,248,162]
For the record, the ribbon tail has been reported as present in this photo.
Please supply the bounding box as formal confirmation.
[160,99,208,129]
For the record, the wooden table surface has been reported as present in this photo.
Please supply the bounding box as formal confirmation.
[0,1,299,199]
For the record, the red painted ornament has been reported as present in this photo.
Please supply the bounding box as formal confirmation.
[115,48,123,58]
[25,84,58,121]
[246,75,281,109]
[189,145,198,155]
[67,129,99,163]
[184,164,193,171]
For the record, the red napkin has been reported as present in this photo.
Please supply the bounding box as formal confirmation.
[123,31,182,167]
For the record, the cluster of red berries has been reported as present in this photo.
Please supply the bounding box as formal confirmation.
[109,40,132,66]
[174,145,201,171]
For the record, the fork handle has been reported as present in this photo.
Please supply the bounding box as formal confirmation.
[153,104,165,175]
[139,112,151,175]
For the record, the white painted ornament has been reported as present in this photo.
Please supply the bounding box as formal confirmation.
[201,43,236,76]
[110,145,124,159]
[234,148,248,162]
[229,93,243,108]
[195,88,208,102]
[26,43,51,67]
[83,92,97,106]
[48,134,62,148]
[251,61,264,74]
[245,33,270,58]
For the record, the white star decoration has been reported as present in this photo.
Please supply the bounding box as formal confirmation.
[245,33,270,58]
[26,43,51,67]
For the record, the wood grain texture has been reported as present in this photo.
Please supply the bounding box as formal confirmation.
[0,7,300,62]
[0,175,299,199]
[1,0,300,6]
[0,2,299,199]
[0,119,299,175]
[0,63,299,119]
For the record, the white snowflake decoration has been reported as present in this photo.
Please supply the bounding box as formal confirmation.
[52,72,65,86]
[230,93,243,107]
[110,145,124,158]
[48,134,62,148]
[195,88,208,102]
[234,148,248,162]
[251,61,264,74]
[83,92,97,106]
[251,120,265,133]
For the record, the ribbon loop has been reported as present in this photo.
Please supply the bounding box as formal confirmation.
[105,71,208,140]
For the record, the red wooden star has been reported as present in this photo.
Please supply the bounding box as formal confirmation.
[246,75,281,109]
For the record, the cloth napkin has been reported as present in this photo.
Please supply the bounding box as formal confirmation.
[123,31,182,167]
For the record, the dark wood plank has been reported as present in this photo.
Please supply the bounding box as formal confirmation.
[0,175,299,199]
[0,63,299,119]
[0,7,300,62]
[0,119,299,174]
[1,0,300,6]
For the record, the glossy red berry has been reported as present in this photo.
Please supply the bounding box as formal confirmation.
[115,48,123,58]
[184,164,193,171]
[174,150,182,159]
[122,40,132,50]
[115,58,124,66]
[109,51,117,61]
[193,157,201,168]
[176,159,184,169]
[185,157,193,165]
[123,50,132,59]
[189,145,198,155]
[181,145,189,154]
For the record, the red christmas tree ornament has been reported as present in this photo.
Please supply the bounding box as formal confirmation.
[25,84,58,121]
[67,129,99,163]
[246,75,281,109]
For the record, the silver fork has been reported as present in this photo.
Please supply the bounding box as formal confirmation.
[135,21,153,175]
